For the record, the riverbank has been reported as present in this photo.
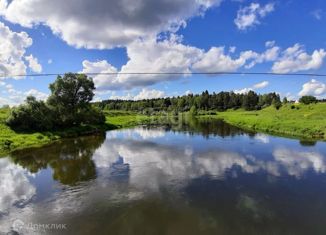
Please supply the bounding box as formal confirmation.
[203,103,326,140]
[0,109,152,157]
[1,103,326,156]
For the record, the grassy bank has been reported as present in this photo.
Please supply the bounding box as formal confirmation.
[205,103,326,140]
[0,109,152,157]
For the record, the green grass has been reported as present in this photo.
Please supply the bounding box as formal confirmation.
[203,103,326,140]
[0,109,152,157]
[103,110,153,128]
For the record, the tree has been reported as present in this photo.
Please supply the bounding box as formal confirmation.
[47,73,98,126]
[299,96,317,105]
[272,98,282,110]
[7,73,105,131]
[282,97,288,104]
[242,91,259,110]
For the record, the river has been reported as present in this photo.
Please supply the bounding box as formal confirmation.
[1,118,326,234]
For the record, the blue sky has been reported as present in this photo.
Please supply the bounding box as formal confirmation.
[0,0,326,105]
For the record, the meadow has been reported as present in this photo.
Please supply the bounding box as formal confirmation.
[207,103,326,140]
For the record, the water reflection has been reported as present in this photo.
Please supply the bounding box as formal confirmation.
[0,158,35,215]
[1,120,326,234]
[93,137,326,184]
[161,116,252,138]
[10,134,105,185]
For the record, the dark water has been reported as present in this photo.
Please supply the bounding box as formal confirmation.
[1,118,326,235]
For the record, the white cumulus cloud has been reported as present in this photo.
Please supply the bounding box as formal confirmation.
[298,79,326,97]
[81,60,118,91]
[0,84,48,106]
[25,54,42,73]
[0,0,222,49]
[253,81,269,89]
[81,37,276,91]
[25,88,48,100]
[109,88,165,101]
[134,88,165,100]
[234,80,269,94]
[192,47,257,72]
[78,38,325,93]
[117,36,202,88]
[0,21,34,78]
[234,2,275,30]
[233,87,252,94]
[272,44,326,73]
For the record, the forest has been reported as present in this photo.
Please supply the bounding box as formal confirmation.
[98,90,284,114]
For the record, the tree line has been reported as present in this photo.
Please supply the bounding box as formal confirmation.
[98,90,284,114]
[98,91,322,114]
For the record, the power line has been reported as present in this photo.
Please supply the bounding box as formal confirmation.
[1,71,326,78]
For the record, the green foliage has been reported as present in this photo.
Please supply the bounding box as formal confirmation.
[283,97,288,104]
[6,73,105,131]
[99,91,282,113]
[47,73,97,127]
[6,96,54,131]
[4,139,13,149]
[242,91,259,110]
[272,98,282,110]
[79,106,106,125]
[189,105,198,116]
[299,96,317,105]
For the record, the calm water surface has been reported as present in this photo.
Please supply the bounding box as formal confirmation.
[1,118,326,235]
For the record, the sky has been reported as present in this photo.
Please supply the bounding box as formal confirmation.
[0,0,326,105]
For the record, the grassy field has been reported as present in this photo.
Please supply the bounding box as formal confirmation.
[205,103,326,140]
[0,109,152,157]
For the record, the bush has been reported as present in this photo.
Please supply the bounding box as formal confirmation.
[6,96,54,131]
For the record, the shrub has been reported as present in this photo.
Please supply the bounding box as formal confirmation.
[6,96,54,131]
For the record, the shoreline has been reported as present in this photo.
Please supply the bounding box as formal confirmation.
[1,103,326,156]
[200,115,324,142]
[0,112,153,157]
[201,103,326,141]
